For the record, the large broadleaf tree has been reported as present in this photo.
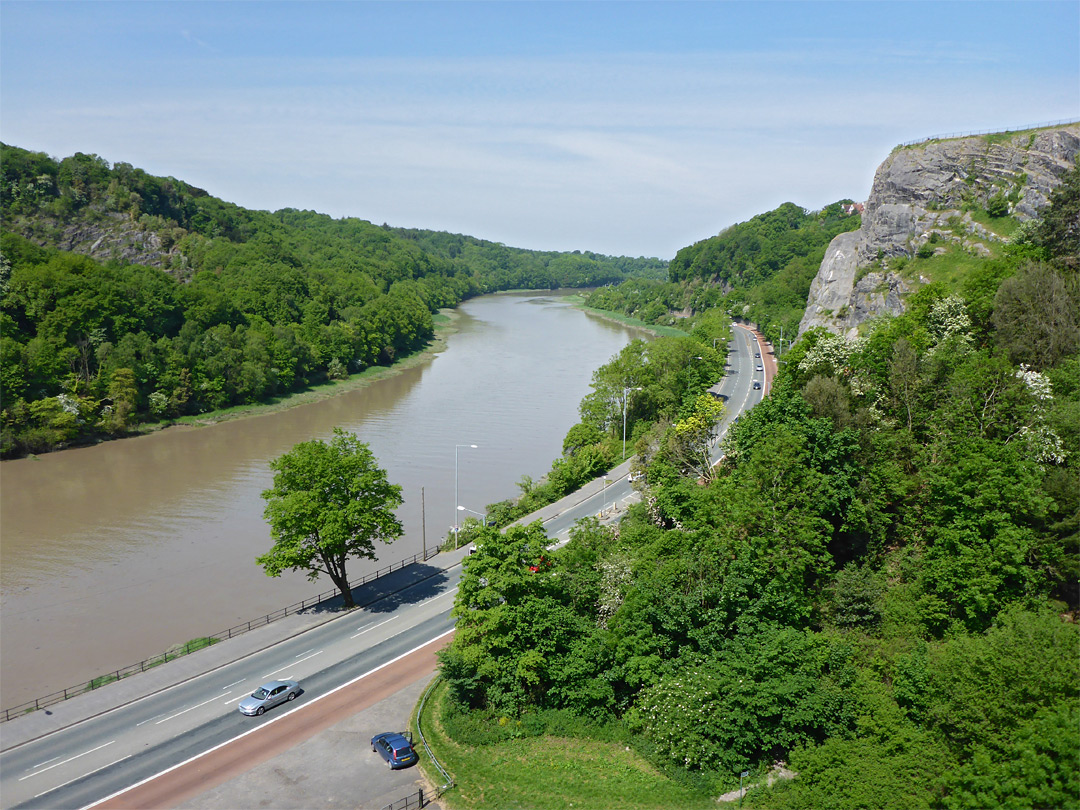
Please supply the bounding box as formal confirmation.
[259,428,403,607]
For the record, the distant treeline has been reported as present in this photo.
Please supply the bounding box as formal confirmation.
[0,144,665,457]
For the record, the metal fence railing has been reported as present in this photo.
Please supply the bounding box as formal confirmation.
[2,546,443,722]
[382,789,425,810]
[416,676,454,797]
[899,118,1079,147]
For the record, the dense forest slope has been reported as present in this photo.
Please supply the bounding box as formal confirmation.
[436,130,1080,809]
[800,123,1080,336]
[0,144,664,457]
[584,200,862,350]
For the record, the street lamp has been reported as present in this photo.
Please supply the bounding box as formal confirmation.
[457,505,486,526]
[622,386,642,459]
[454,443,478,534]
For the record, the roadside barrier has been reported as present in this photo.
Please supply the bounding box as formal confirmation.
[416,676,454,797]
[1,545,444,722]
[381,789,425,810]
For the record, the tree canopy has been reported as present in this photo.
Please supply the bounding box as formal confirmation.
[258,428,403,608]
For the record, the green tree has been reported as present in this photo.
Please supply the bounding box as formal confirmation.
[258,428,403,608]
[666,393,725,481]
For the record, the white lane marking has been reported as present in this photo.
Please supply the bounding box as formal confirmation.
[82,628,456,810]
[31,756,61,769]
[154,693,227,725]
[419,589,457,606]
[351,617,395,639]
[263,649,322,678]
[222,679,244,690]
[35,755,131,799]
[135,712,171,727]
[19,741,115,780]
[223,694,247,705]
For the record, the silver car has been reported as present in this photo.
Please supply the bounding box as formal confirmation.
[238,679,300,716]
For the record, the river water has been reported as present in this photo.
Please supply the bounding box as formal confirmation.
[0,292,644,708]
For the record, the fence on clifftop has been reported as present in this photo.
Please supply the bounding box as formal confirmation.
[899,118,1079,147]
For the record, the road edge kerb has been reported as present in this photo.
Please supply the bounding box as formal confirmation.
[0,554,467,754]
[81,630,455,810]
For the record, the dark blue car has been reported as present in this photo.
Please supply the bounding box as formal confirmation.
[371,731,419,769]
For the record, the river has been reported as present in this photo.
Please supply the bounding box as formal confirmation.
[0,291,645,709]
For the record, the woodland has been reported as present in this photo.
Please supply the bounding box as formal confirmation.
[0,144,664,457]
[2,140,1077,808]
[437,167,1080,809]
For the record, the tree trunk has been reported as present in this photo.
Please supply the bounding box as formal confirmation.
[326,565,354,608]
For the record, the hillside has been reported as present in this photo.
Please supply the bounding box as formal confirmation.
[800,123,1080,336]
[0,144,664,458]
[431,127,1080,809]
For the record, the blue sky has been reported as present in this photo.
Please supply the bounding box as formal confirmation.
[2,2,1077,258]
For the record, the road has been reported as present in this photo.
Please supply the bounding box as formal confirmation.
[0,324,769,810]
[536,322,765,544]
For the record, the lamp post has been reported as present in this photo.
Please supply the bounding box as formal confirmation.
[622,386,642,459]
[454,443,478,535]
[457,505,486,526]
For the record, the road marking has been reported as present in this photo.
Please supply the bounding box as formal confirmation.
[350,617,395,639]
[31,756,61,769]
[19,741,115,780]
[35,755,131,799]
[419,588,457,606]
[223,694,246,705]
[135,712,171,727]
[155,694,226,725]
[222,679,244,690]
[262,649,322,678]
[83,629,456,810]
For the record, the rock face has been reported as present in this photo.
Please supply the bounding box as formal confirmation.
[10,211,190,278]
[799,125,1080,337]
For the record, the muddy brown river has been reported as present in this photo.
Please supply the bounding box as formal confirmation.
[0,292,645,709]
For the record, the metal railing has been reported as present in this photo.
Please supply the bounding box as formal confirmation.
[416,676,454,796]
[2,545,443,722]
[382,789,425,810]
[899,119,1079,147]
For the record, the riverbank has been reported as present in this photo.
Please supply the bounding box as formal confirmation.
[2,291,645,708]
[164,310,462,429]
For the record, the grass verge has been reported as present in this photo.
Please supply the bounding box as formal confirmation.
[416,680,718,810]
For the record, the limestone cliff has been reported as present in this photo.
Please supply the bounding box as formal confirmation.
[799,124,1080,337]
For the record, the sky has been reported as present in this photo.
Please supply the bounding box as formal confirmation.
[1,2,1077,259]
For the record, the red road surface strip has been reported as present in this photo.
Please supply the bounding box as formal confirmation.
[91,633,453,809]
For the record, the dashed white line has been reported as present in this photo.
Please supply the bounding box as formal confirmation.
[154,694,227,725]
[351,617,395,639]
[83,629,456,810]
[222,679,244,690]
[19,741,115,781]
[35,755,132,798]
[262,649,322,678]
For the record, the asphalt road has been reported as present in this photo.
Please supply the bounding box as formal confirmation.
[0,324,772,810]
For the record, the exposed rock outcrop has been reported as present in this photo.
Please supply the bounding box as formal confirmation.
[800,124,1080,337]
[7,210,190,278]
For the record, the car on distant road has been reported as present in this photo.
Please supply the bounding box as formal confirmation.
[756,364,764,371]
[371,731,419,769]
[238,679,300,716]
[754,351,760,357]
[753,381,762,390]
